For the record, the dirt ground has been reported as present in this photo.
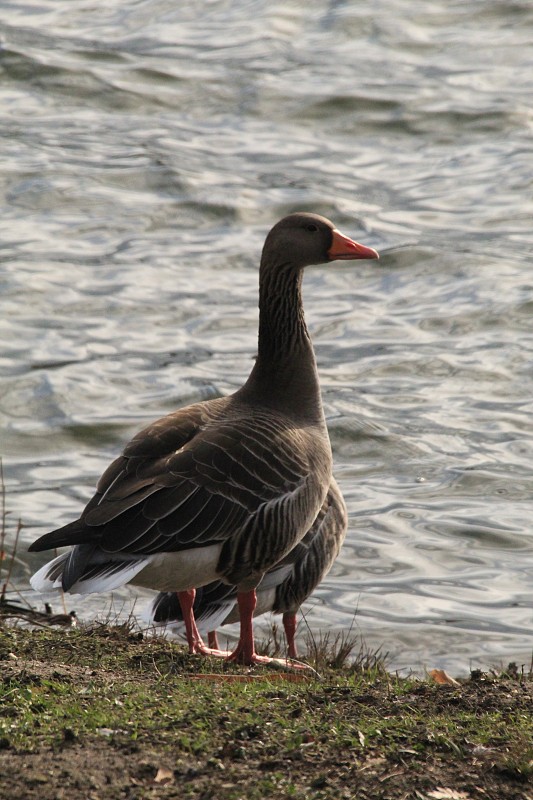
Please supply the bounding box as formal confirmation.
[0,625,532,800]
[0,734,530,800]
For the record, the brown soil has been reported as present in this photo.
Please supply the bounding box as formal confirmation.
[0,625,531,800]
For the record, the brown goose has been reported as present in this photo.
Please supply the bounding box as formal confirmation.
[29,212,378,666]
[149,478,347,659]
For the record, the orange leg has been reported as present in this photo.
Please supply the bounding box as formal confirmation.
[177,590,229,657]
[226,591,307,668]
[225,590,270,665]
[282,612,298,659]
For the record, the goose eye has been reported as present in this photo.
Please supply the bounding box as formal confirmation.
[306,223,319,232]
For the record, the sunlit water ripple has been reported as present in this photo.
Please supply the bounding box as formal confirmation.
[1,0,532,674]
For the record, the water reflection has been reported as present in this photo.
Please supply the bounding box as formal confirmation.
[1,0,533,674]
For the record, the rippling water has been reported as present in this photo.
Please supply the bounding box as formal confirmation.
[2,0,533,674]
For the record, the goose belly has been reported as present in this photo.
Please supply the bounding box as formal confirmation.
[131,544,223,593]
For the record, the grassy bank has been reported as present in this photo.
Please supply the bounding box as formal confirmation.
[0,624,531,800]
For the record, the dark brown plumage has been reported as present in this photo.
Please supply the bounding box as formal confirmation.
[149,478,347,658]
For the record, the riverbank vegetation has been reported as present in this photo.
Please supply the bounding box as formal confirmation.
[0,622,531,800]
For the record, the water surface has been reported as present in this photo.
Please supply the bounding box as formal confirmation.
[2,0,533,674]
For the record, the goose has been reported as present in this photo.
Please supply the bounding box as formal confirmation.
[29,212,378,666]
[149,478,347,659]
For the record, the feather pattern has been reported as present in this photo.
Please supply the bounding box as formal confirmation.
[29,389,331,592]
[100,406,318,531]
[148,478,347,633]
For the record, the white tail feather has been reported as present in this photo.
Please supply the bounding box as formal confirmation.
[30,551,154,596]
[30,553,69,592]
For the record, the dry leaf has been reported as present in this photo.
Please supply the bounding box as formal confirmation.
[154,767,174,785]
[428,669,460,687]
[359,756,386,772]
[426,788,471,800]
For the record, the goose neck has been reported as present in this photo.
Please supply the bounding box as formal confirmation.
[240,264,323,421]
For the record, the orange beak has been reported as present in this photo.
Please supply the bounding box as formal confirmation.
[328,229,379,261]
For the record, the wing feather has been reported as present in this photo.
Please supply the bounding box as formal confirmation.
[30,398,330,591]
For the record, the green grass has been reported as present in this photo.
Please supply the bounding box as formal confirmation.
[1,623,532,800]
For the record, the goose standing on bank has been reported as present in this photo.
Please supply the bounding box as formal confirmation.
[149,478,347,658]
[29,212,378,666]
